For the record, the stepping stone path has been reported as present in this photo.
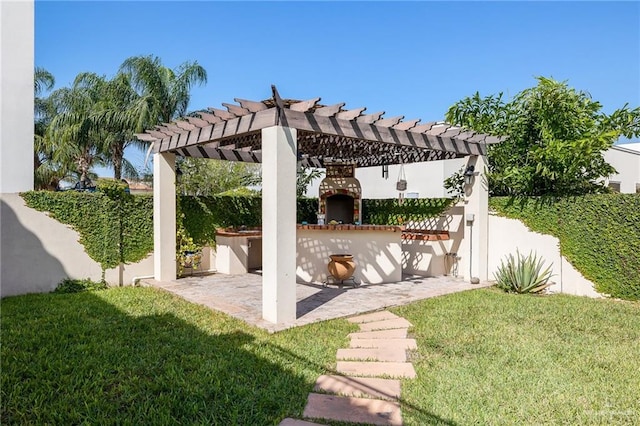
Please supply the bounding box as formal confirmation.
[280,310,417,426]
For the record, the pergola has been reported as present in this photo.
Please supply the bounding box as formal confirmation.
[138,86,499,324]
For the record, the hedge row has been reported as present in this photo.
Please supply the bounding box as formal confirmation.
[490,194,640,301]
[179,196,319,246]
[22,192,450,271]
[362,198,454,225]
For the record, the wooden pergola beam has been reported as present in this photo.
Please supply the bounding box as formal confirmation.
[149,89,503,166]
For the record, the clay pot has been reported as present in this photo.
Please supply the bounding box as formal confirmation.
[328,254,356,280]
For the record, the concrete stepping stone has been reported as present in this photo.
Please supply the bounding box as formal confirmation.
[337,347,407,362]
[313,375,401,400]
[358,318,412,331]
[279,419,326,426]
[349,328,408,339]
[336,361,417,378]
[350,338,417,350]
[303,393,402,426]
[348,311,400,324]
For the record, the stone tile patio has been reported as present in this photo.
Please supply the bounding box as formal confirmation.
[142,273,492,332]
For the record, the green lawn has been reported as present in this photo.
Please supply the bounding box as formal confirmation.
[391,288,640,425]
[0,287,355,425]
[2,287,639,425]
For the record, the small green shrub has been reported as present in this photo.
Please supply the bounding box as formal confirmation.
[494,250,553,294]
[443,167,465,199]
[53,278,107,294]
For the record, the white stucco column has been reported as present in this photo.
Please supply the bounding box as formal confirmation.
[261,126,297,324]
[0,1,34,193]
[462,155,488,282]
[153,152,176,281]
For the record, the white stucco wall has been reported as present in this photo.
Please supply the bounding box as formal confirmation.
[0,1,34,194]
[0,194,153,297]
[487,213,600,298]
[604,145,640,193]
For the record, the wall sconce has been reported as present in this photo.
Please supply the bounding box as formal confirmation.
[464,165,475,186]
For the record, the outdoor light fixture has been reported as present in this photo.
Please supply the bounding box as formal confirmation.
[382,164,389,179]
[464,165,475,186]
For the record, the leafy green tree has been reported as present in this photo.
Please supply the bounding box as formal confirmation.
[297,166,324,197]
[176,157,260,196]
[446,77,637,196]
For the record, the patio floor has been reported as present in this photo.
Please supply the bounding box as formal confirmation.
[142,273,493,333]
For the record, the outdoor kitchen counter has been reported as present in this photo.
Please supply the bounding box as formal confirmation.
[296,224,403,232]
[215,225,406,283]
[296,225,403,284]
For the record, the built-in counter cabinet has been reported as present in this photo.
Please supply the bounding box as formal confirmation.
[296,225,403,284]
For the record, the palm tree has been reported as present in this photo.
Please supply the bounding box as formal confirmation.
[119,55,208,124]
[74,72,152,180]
[34,67,66,190]
[46,76,110,185]
[34,67,55,96]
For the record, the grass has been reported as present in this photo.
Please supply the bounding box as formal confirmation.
[3,287,639,425]
[1,287,355,425]
[391,288,640,425]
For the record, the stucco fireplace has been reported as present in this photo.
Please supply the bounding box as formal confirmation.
[318,164,362,224]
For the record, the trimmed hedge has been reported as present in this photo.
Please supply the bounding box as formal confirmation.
[490,195,640,301]
[362,198,454,225]
[179,196,318,246]
[21,191,452,274]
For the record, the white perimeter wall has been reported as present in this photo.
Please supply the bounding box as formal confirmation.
[487,213,600,297]
[0,194,153,297]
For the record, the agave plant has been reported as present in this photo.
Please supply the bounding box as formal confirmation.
[494,250,554,294]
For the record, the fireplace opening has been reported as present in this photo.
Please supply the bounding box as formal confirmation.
[326,194,355,224]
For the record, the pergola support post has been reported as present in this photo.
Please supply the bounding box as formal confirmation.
[261,126,297,324]
[153,152,176,281]
[463,155,488,282]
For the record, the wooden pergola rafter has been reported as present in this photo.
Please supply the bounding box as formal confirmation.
[136,86,503,167]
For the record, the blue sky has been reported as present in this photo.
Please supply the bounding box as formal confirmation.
[36,1,640,176]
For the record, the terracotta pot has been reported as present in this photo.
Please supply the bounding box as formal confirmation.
[328,254,356,280]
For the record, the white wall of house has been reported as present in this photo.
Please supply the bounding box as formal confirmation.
[0,1,34,194]
[604,144,640,193]
[305,158,466,199]
[0,194,154,297]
